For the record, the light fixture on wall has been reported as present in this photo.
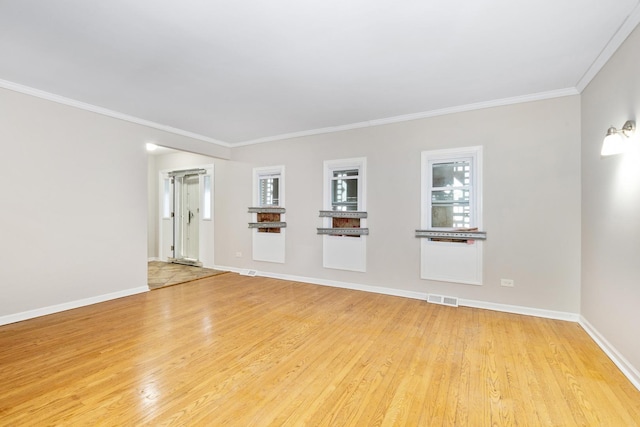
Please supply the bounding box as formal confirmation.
[601,120,636,156]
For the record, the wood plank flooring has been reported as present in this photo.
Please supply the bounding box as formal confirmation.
[1,274,639,426]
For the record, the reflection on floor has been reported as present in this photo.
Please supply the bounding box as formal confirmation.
[148,261,227,290]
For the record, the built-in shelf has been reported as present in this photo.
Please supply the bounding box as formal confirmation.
[249,222,287,229]
[415,229,487,240]
[317,227,369,236]
[248,207,286,214]
[319,210,367,218]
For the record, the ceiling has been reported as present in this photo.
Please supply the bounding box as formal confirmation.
[1,1,639,146]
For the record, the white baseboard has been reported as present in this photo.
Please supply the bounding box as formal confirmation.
[214,265,426,300]
[215,265,243,274]
[460,299,580,322]
[580,316,640,391]
[263,270,427,301]
[149,258,218,270]
[0,286,149,326]
[213,265,578,321]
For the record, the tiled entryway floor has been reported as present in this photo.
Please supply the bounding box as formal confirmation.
[148,261,226,290]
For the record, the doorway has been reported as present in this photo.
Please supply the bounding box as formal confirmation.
[163,168,211,267]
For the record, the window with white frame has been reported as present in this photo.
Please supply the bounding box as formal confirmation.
[258,173,280,207]
[162,178,172,219]
[423,148,481,232]
[331,168,359,211]
[202,174,212,220]
[430,159,472,229]
[326,159,365,212]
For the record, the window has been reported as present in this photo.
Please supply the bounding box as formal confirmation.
[202,175,212,220]
[430,160,472,228]
[423,148,480,232]
[162,178,171,219]
[325,159,365,212]
[258,174,280,207]
[331,169,359,211]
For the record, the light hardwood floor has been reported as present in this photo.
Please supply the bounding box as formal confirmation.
[1,274,639,426]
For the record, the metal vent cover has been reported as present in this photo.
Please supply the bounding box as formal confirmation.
[427,294,459,307]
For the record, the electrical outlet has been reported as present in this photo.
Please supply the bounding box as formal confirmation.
[235,251,242,258]
[501,279,515,287]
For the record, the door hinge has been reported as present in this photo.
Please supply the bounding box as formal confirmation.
[171,212,174,218]
[170,245,174,251]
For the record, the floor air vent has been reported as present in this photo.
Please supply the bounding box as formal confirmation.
[427,294,459,307]
[240,269,257,277]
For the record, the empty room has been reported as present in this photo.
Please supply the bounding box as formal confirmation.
[1,1,640,425]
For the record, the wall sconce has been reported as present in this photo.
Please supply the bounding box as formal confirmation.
[601,120,635,156]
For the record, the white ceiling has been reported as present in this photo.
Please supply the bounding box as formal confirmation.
[1,1,639,146]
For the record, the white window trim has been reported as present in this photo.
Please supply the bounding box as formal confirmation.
[420,146,483,285]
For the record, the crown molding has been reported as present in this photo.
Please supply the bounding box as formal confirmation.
[576,3,640,92]
[0,79,231,148]
[1,78,580,150]
[233,88,579,147]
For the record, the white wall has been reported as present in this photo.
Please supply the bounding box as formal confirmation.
[581,25,640,383]
[220,96,582,314]
[0,87,228,321]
